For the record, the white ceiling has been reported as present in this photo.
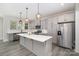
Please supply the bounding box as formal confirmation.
[0,3,75,19]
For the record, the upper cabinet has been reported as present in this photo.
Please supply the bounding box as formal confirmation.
[58,11,75,22]
[41,19,47,29]
[58,15,64,22]
[64,12,74,21]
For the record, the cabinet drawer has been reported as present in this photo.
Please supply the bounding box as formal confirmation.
[58,15,64,22]
[64,13,74,21]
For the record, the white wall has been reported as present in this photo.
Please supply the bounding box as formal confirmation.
[3,16,19,42]
[75,4,79,53]
[0,17,3,40]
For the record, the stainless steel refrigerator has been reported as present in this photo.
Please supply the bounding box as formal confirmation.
[57,21,75,49]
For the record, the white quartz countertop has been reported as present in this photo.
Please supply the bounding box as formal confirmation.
[18,33,52,42]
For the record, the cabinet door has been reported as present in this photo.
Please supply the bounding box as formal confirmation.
[51,17,58,43]
[58,15,64,22]
[20,37,32,51]
[64,12,74,21]
[24,38,32,51]
[41,20,45,29]
[20,37,25,46]
[41,19,48,29]
[33,41,45,56]
[47,19,52,35]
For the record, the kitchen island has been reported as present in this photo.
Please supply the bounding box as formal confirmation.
[7,29,37,41]
[18,33,53,56]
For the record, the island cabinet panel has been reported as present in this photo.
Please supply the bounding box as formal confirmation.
[45,38,53,56]
[20,37,25,46]
[33,41,45,56]
[24,38,32,51]
[20,36,53,56]
[20,37,32,51]
[33,39,53,56]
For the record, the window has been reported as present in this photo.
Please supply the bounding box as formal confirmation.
[25,23,28,29]
[10,21,17,30]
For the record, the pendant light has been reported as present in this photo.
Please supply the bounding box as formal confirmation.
[25,8,29,23]
[36,3,41,19]
[19,12,22,24]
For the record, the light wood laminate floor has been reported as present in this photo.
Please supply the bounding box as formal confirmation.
[0,40,79,56]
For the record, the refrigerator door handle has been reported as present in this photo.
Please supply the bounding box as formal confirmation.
[58,31,61,35]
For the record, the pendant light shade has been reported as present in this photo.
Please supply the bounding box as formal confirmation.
[19,20,22,23]
[25,18,29,23]
[36,3,41,19]
[25,8,29,22]
[19,12,22,24]
[25,18,29,22]
[36,13,41,19]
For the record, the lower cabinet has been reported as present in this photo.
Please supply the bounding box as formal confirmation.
[24,38,32,51]
[20,37,32,51]
[20,37,53,56]
[33,40,45,56]
[20,37,25,46]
